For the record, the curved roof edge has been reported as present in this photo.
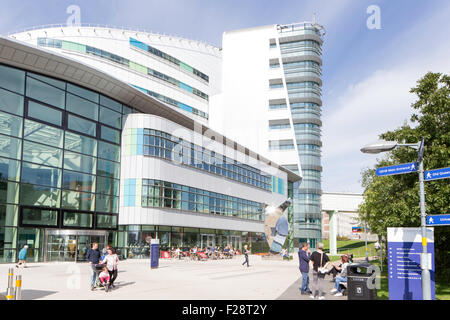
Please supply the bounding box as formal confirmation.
[0,35,300,183]
[6,23,222,53]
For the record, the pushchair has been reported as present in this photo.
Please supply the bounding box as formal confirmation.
[93,263,109,292]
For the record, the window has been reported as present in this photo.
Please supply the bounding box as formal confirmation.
[62,170,95,193]
[63,151,96,174]
[62,211,93,228]
[61,190,95,211]
[97,159,120,179]
[26,76,65,109]
[100,95,122,113]
[66,93,99,121]
[22,141,62,167]
[98,141,120,162]
[27,101,62,126]
[64,131,97,156]
[67,114,96,137]
[0,111,22,138]
[0,135,21,160]
[96,176,119,196]
[101,126,120,144]
[96,214,117,229]
[0,181,19,204]
[96,194,118,213]
[0,157,21,181]
[0,65,25,94]
[21,207,58,226]
[0,87,24,116]
[24,120,64,148]
[99,106,122,129]
[21,163,61,188]
[67,84,98,103]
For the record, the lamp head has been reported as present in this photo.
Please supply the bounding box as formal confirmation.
[361,140,398,154]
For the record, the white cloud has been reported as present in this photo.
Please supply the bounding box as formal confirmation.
[322,45,450,193]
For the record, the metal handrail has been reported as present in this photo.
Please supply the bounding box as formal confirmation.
[4,22,220,50]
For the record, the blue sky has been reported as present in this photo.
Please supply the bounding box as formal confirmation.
[1,0,449,193]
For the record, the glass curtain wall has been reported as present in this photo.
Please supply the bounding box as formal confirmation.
[0,63,129,262]
[278,25,323,248]
[117,225,268,258]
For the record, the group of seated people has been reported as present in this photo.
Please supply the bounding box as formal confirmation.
[170,245,241,260]
[328,253,353,296]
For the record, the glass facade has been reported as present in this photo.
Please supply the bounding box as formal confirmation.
[117,225,269,258]
[0,63,127,262]
[37,38,209,102]
[141,179,264,221]
[142,129,273,191]
[278,24,323,247]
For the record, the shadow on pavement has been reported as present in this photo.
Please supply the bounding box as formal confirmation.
[115,281,135,288]
[22,289,58,300]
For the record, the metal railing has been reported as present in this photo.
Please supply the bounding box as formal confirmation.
[4,23,220,50]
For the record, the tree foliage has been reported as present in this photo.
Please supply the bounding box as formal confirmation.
[359,72,450,279]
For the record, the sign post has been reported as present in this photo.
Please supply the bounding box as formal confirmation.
[150,239,160,269]
[424,167,450,181]
[375,162,417,177]
[387,227,435,300]
[426,214,450,226]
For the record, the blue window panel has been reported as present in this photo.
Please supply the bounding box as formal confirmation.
[179,82,193,93]
[129,38,148,51]
[278,177,284,195]
[178,102,193,113]
[131,84,147,94]
[136,128,144,155]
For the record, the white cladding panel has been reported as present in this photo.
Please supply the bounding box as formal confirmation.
[119,114,288,230]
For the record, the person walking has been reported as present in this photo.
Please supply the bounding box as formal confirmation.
[16,245,29,268]
[309,243,330,300]
[242,245,250,267]
[101,247,119,289]
[298,242,312,295]
[86,242,102,291]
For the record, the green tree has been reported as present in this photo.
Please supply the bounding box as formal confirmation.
[359,72,450,280]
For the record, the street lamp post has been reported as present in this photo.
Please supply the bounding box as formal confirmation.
[361,138,431,300]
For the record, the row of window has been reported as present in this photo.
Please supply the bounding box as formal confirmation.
[269,123,290,130]
[19,206,116,229]
[133,85,208,120]
[141,179,264,221]
[142,129,273,191]
[37,38,209,102]
[129,38,209,83]
[268,140,295,151]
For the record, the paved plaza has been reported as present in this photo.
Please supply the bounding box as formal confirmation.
[0,255,345,300]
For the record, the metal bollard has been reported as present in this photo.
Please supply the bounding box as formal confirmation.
[6,268,14,300]
[14,275,22,300]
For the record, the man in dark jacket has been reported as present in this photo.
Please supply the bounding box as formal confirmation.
[298,242,311,294]
[86,242,102,291]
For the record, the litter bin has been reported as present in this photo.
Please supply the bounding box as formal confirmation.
[346,262,377,300]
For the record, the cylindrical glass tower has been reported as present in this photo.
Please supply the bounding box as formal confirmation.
[278,23,324,248]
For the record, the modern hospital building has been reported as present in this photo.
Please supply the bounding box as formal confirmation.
[0,21,324,262]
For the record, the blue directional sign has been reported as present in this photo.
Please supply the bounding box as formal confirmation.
[427,214,450,226]
[376,162,418,177]
[424,167,450,181]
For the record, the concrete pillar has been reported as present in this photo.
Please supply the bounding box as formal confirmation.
[329,210,338,255]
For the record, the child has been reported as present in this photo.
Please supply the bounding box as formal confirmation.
[98,266,111,292]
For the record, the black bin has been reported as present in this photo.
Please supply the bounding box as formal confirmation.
[346,262,377,300]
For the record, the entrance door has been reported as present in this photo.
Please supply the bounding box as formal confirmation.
[228,236,241,251]
[201,234,215,249]
[46,235,77,262]
[45,230,107,262]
